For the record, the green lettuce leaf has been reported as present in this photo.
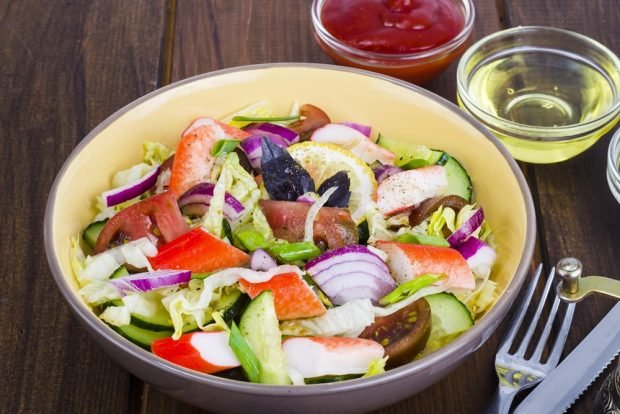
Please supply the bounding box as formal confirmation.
[143,141,171,165]
[99,305,131,327]
[221,100,273,128]
[364,202,393,243]
[426,206,456,237]
[203,152,272,240]
[362,357,388,378]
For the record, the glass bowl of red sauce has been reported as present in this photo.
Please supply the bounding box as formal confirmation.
[311,0,475,85]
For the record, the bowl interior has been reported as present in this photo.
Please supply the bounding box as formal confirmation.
[47,64,533,387]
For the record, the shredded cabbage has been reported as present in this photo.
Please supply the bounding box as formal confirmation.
[362,357,388,378]
[459,277,498,317]
[143,141,170,165]
[280,299,376,337]
[78,238,157,284]
[202,161,231,238]
[163,266,300,339]
[70,236,86,278]
[79,280,120,304]
[304,187,336,242]
[111,163,152,188]
[426,206,456,237]
[221,100,273,128]
[122,292,158,318]
[385,213,410,228]
[364,202,393,243]
[99,305,131,327]
[203,152,271,240]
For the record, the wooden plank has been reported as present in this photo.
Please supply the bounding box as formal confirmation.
[502,1,620,412]
[142,1,506,413]
[0,0,167,412]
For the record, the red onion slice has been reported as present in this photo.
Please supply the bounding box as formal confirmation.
[110,269,191,296]
[250,249,278,271]
[243,122,299,144]
[305,245,396,305]
[456,237,497,276]
[178,183,245,221]
[296,192,319,204]
[339,122,371,137]
[372,164,403,184]
[239,134,288,171]
[447,207,484,247]
[102,165,160,208]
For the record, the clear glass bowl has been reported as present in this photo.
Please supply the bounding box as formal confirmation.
[607,127,620,203]
[311,0,475,85]
[457,26,620,164]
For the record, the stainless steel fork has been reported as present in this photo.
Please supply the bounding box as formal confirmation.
[484,261,576,414]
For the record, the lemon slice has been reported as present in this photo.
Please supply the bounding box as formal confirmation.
[287,142,377,223]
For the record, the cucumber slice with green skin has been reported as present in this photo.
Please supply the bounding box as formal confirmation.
[425,292,473,340]
[221,293,250,325]
[304,374,361,384]
[239,291,291,384]
[110,323,172,350]
[110,266,129,279]
[376,134,435,168]
[132,287,244,332]
[82,219,108,248]
[442,155,473,202]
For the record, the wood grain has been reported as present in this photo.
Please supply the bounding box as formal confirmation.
[502,1,620,412]
[0,0,166,412]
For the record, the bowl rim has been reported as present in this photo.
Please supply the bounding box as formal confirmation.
[44,62,536,396]
[456,25,620,139]
[311,0,476,62]
[607,127,620,193]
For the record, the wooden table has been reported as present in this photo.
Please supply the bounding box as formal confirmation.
[2,1,619,412]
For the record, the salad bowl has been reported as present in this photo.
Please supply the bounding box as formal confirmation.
[44,63,535,413]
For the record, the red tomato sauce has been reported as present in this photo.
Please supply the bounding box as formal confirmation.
[321,0,465,55]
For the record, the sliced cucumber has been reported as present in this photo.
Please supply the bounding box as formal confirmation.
[221,293,250,325]
[239,291,291,384]
[425,292,473,346]
[376,134,434,168]
[133,287,244,332]
[442,155,472,202]
[110,323,173,350]
[110,266,129,279]
[304,374,361,384]
[82,219,108,248]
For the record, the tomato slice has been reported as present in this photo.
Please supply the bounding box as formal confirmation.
[359,298,431,368]
[94,192,189,254]
[260,200,358,249]
[149,227,250,272]
[169,117,250,196]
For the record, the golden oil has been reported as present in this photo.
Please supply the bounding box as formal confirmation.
[466,52,615,128]
[459,45,620,163]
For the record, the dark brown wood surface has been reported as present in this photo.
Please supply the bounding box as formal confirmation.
[1,0,618,413]
[0,1,167,412]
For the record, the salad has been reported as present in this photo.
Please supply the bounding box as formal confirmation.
[71,102,498,385]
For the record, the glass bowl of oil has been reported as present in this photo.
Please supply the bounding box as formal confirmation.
[457,26,620,163]
[607,127,620,203]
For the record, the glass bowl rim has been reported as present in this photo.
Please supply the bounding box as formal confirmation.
[607,127,620,185]
[311,0,476,62]
[456,26,620,139]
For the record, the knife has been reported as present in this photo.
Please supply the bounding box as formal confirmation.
[514,302,620,414]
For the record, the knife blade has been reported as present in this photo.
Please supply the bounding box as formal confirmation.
[514,302,620,414]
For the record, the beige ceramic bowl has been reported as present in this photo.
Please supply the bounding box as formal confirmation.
[45,64,535,413]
